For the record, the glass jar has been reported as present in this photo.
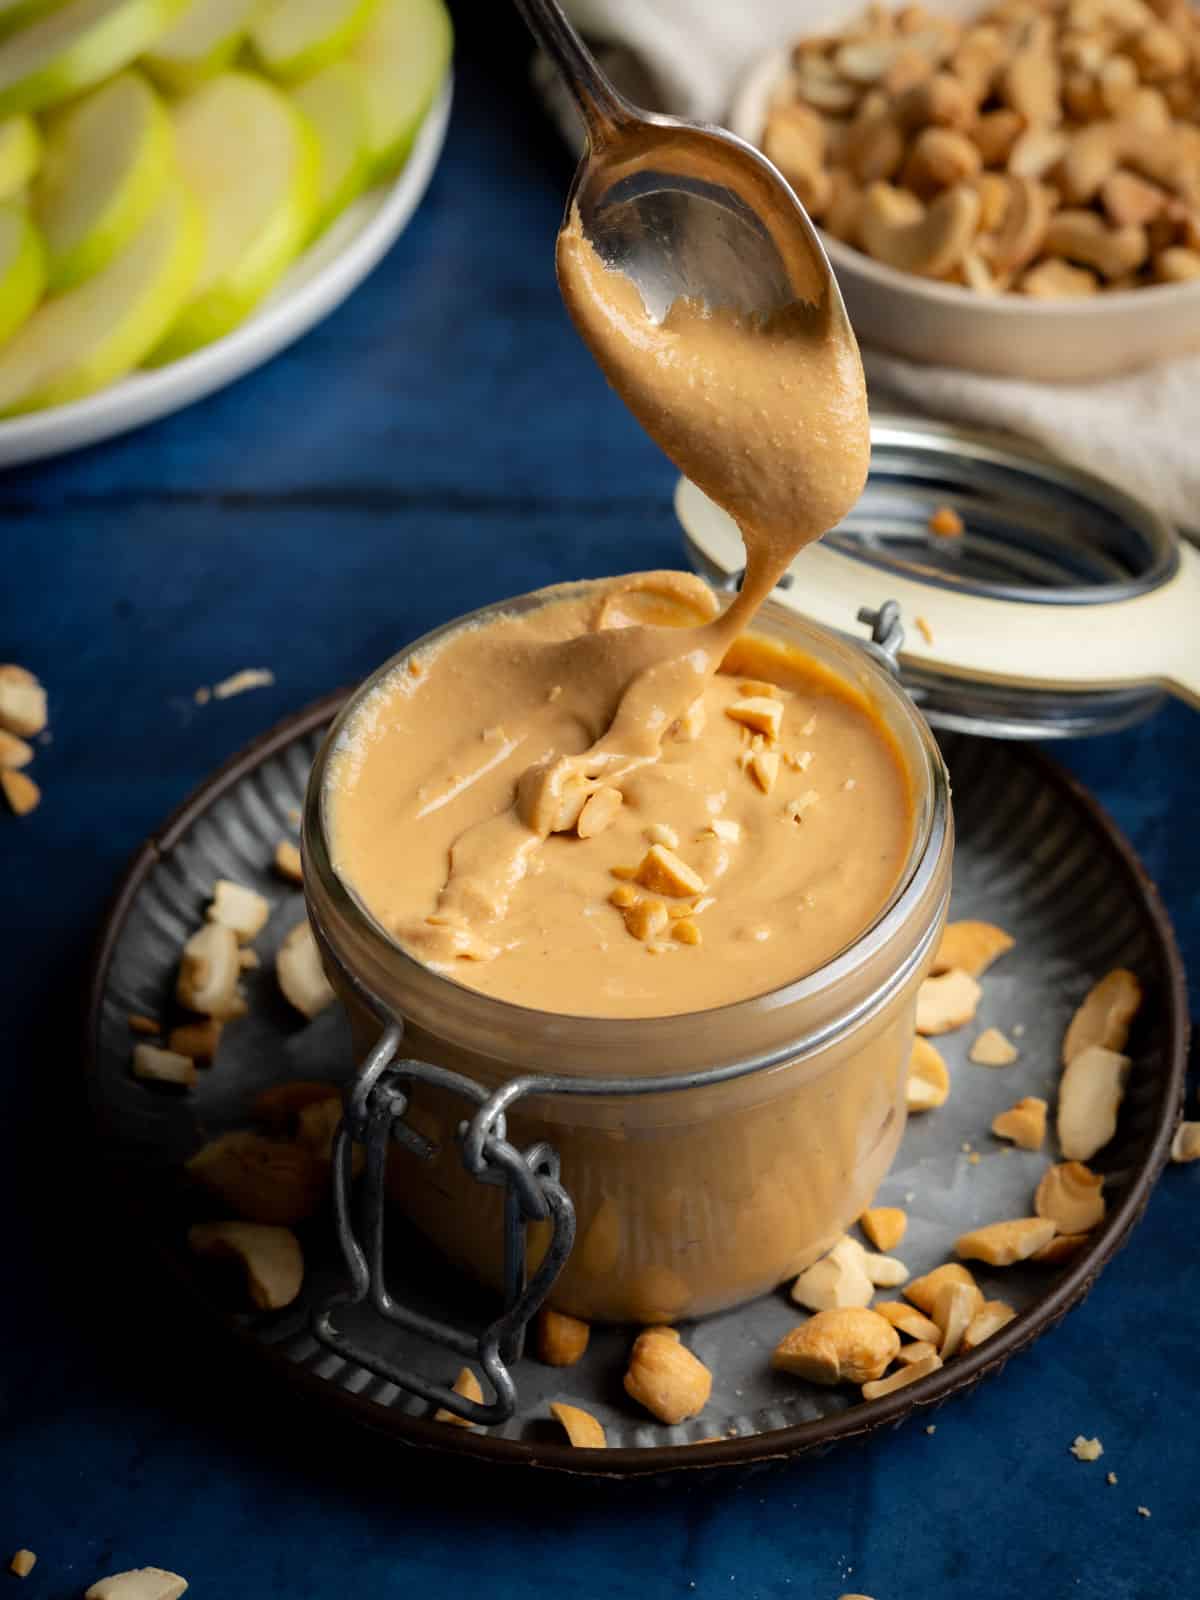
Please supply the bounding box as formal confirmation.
[303,585,952,1324]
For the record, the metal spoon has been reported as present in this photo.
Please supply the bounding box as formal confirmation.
[511,0,845,323]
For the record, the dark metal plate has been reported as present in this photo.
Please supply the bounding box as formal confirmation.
[84,695,1188,1477]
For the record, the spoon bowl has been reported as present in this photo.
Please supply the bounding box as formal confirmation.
[515,0,843,325]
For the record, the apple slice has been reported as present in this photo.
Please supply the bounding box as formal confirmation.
[292,59,370,236]
[142,0,258,93]
[0,112,38,198]
[0,0,70,41]
[0,180,200,411]
[0,203,44,345]
[251,0,379,84]
[150,71,318,362]
[0,0,188,117]
[33,70,172,290]
[347,0,451,180]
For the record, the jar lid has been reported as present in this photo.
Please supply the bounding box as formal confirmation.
[676,415,1200,740]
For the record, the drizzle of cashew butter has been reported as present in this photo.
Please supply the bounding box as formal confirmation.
[328,210,887,1016]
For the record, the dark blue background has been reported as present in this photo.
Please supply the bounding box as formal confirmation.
[2,10,1196,1596]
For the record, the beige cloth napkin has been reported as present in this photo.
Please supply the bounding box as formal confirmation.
[551,0,1200,531]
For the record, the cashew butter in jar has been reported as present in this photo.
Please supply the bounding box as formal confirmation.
[303,574,951,1322]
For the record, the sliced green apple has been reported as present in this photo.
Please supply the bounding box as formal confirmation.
[0,112,38,198]
[0,0,71,42]
[346,0,451,180]
[0,203,44,345]
[32,70,172,290]
[0,180,199,411]
[150,71,318,362]
[291,59,370,236]
[251,0,378,84]
[0,0,188,117]
[142,0,257,93]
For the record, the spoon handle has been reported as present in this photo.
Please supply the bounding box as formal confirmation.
[511,0,631,142]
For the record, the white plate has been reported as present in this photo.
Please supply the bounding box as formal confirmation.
[0,74,453,470]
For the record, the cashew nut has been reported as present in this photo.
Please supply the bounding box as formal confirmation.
[1062,968,1142,1063]
[187,1220,303,1310]
[1155,245,1200,281]
[932,919,1014,977]
[903,126,983,194]
[1101,170,1169,226]
[860,180,981,277]
[176,922,241,1019]
[773,1307,900,1384]
[955,1217,1057,1265]
[1020,257,1100,295]
[623,1330,712,1423]
[764,104,834,216]
[1058,1045,1130,1160]
[276,919,336,1019]
[1035,1161,1106,1232]
[985,176,1054,272]
[973,107,1025,166]
[1043,208,1149,276]
[85,1571,188,1600]
[894,71,976,131]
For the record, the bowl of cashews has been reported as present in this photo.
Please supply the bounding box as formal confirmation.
[729,0,1200,379]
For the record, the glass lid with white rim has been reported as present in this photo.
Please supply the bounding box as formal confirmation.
[676,415,1200,740]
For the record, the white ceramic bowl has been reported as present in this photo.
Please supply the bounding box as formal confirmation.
[728,14,1200,382]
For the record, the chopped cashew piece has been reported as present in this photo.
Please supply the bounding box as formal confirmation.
[725,696,784,740]
[1,769,39,815]
[749,749,780,794]
[577,786,623,838]
[128,1014,159,1034]
[276,920,335,1019]
[1062,969,1142,1063]
[536,1307,590,1366]
[904,1262,979,1316]
[168,1017,224,1068]
[176,922,241,1018]
[132,1044,197,1088]
[1071,1435,1104,1462]
[623,1330,713,1423]
[907,1037,950,1111]
[791,1235,875,1311]
[772,1307,900,1385]
[928,505,964,538]
[0,669,47,737]
[0,730,33,768]
[860,1206,907,1252]
[1035,1162,1106,1232]
[1058,1045,1130,1161]
[708,817,741,843]
[893,1339,940,1366]
[932,1278,982,1356]
[625,898,669,942]
[861,1352,942,1400]
[956,1217,1057,1266]
[1031,1231,1089,1264]
[85,1574,187,1600]
[634,844,706,898]
[991,1096,1047,1150]
[932,920,1014,977]
[274,839,303,883]
[188,1221,302,1311]
[207,879,270,942]
[862,1250,909,1288]
[551,1401,606,1448]
[10,1551,36,1578]
[1171,1123,1200,1163]
[434,1366,484,1426]
[785,789,820,822]
[969,1027,1019,1066]
[962,1299,1016,1352]
[876,1301,942,1343]
[211,667,274,700]
[916,968,983,1034]
[673,918,702,946]
[186,1130,325,1225]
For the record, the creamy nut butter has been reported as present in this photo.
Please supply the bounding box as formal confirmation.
[307,196,951,1322]
[328,574,912,1017]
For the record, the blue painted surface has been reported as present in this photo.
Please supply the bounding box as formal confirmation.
[1,10,1196,1596]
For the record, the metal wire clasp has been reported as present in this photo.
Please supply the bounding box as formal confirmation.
[311,1024,576,1426]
